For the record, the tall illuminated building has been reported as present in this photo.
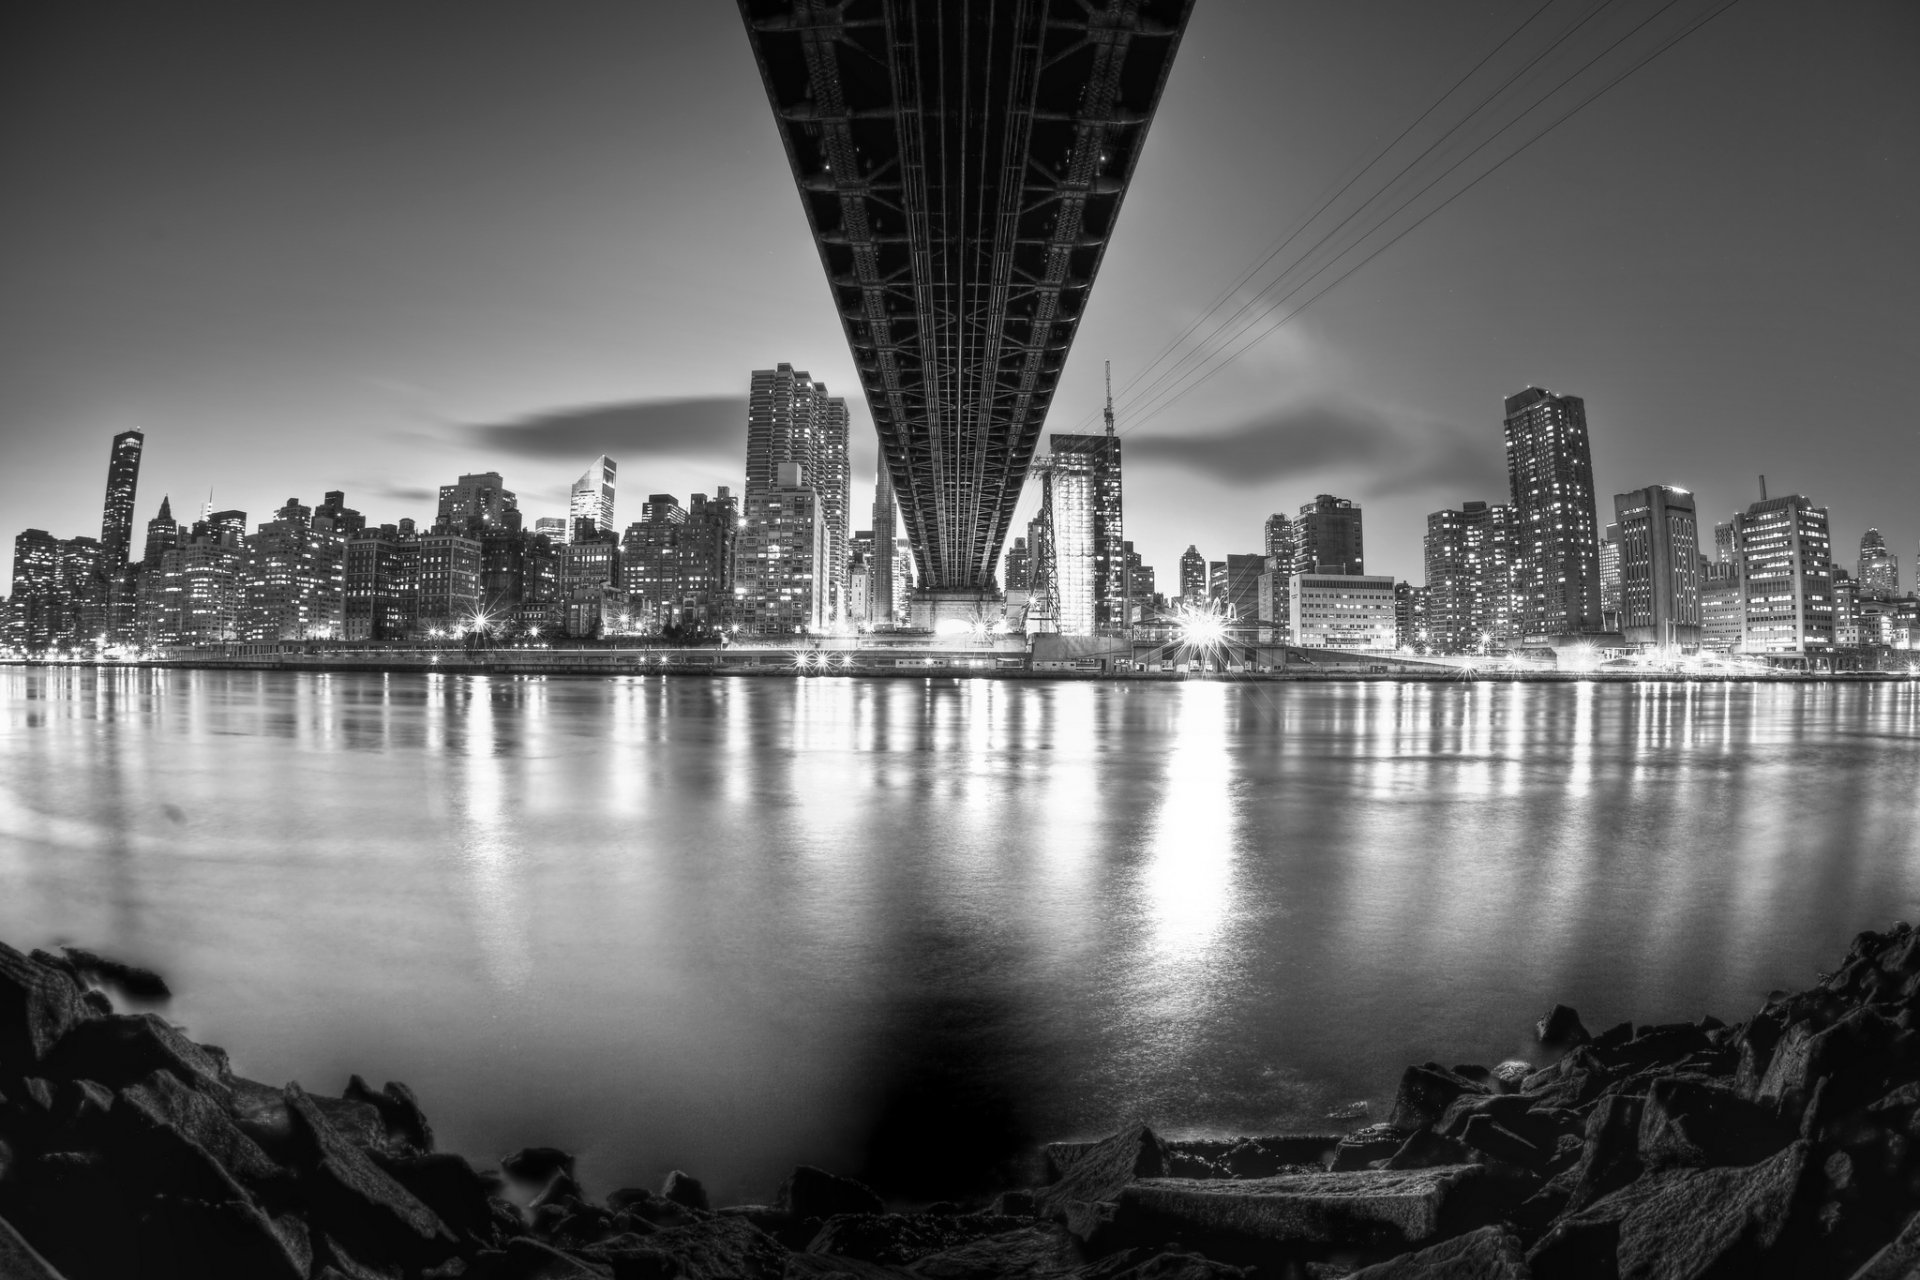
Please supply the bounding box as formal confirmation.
[1039,428,1124,633]
[1179,546,1206,604]
[1858,528,1898,599]
[747,364,849,621]
[439,473,520,533]
[1613,485,1701,653]
[568,456,617,540]
[1734,493,1834,659]
[872,465,897,625]
[99,429,144,569]
[1291,495,1363,576]
[1504,386,1602,639]
[738,462,827,634]
[1426,502,1517,653]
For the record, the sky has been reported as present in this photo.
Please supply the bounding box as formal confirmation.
[3,0,1915,594]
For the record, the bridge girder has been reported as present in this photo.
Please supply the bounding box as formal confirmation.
[739,0,1193,589]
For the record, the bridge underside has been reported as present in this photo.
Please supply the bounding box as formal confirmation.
[740,0,1192,590]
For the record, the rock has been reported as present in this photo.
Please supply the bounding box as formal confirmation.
[143,1198,314,1280]
[1347,1225,1529,1279]
[607,1186,654,1212]
[1332,1124,1408,1172]
[1489,1061,1534,1094]
[1388,1065,1491,1133]
[502,1146,577,1186]
[286,1081,461,1266]
[531,1171,587,1211]
[345,1074,435,1153]
[1534,1139,1815,1279]
[36,1011,230,1097]
[474,1236,612,1278]
[806,1212,1033,1266]
[904,1223,1076,1279]
[1044,1140,1101,1182]
[1519,1045,1615,1111]
[582,1215,791,1279]
[1037,1124,1169,1211]
[373,1150,516,1245]
[1118,1165,1486,1249]
[1061,1199,1121,1251]
[1434,1093,1535,1141]
[780,1165,887,1222]
[1383,1129,1470,1172]
[1557,1092,1645,1216]
[1536,1005,1592,1051]
[0,1212,66,1280]
[1852,1207,1920,1279]
[1458,1114,1546,1172]
[1637,1076,1796,1170]
[0,941,97,1078]
[1596,1024,1712,1076]
[59,945,172,999]
[785,1252,918,1279]
[1071,1247,1253,1279]
[991,1189,1040,1217]
[663,1168,711,1211]
[108,1066,289,1203]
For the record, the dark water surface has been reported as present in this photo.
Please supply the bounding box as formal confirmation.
[4,667,1918,1201]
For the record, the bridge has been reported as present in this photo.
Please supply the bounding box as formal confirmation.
[738,0,1194,619]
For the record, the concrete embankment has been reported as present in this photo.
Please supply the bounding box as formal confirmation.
[7,926,1920,1277]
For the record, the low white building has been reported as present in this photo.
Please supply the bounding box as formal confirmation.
[1289,573,1397,651]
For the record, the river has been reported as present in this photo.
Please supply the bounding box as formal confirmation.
[3,666,1917,1202]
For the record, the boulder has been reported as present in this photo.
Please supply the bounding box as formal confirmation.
[503,1146,577,1186]
[1388,1065,1491,1133]
[472,1236,612,1278]
[286,1082,461,1266]
[143,1198,314,1280]
[1851,1207,1920,1280]
[903,1223,1076,1279]
[1533,1139,1815,1279]
[1489,1061,1534,1094]
[1637,1076,1796,1170]
[0,940,95,1077]
[1458,1114,1547,1172]
[1070,1247,1253,1279]
[1044,1140,1101,1182]
[1383,1129,1470,1172]
[0,1212,66,1280]
[59,945,172,1000]
[806,1212,1033,1266]
[582,1215,791,1279]
[1519,1045,1614,1111]
[1536,1005,1592,1052]
[344,1075,435,1153]
[1332,1125,1408,1172]
[1557,1093,1645,1216]
[1347,1225,1529,1279]
[779,1164,887,1222]
[1037,1125,1169,1211]
[1597,1024,1711,1076]
[1118,1165,1485,1249]
[372,1150,516,1245]
[36,1012,230,1097]
[663,1168,711,1211]
[108,1066,289,1203]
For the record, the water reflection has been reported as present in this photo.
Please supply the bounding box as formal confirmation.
[3,668,1919,1201]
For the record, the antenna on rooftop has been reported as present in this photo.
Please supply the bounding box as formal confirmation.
[1103,360,1114,438]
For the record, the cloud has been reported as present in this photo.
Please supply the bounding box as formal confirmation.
[372,483,437,503]
[458,397,745,462]
[1126,400,1504,498]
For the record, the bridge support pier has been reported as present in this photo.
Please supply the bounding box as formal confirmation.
[908,587,1005,635]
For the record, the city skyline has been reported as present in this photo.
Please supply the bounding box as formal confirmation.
[3,3,1914,593]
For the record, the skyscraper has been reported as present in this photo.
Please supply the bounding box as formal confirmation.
[1291,495,1364,576]
[1045,430,1125,633]
[1858,529,1899,599]
[747,364,850,622]
[439,473,520,533]
[568,457,617,541]
[1504,387,1601,639]
[1263,513,1294,562]
[1734,493,1834,659]
[1179,546,1206,605]
[1045,447,1098,636]
[737,462,828,634]
[99,429,144,569]
[872,465,897,626]
[1613,485,1702,653]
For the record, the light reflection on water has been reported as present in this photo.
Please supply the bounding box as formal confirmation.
[3,668,1919,1201]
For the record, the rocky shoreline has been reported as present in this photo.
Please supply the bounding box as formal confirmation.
[7,929,1920,1279]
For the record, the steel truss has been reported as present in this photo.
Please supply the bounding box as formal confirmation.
[739,0,1193,589]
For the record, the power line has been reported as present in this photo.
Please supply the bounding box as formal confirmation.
[1109,0,1631,433]
[1117,0,1743,440]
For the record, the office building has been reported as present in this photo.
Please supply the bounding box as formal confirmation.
[1734,493,1834,659]
[1504,386,1602,639]
[872,466,898,626]
[737,461,828,634]
[748,364,850,620]
[1290,573,1397,651]
[1599,524,1622,633]
[1263,513,1295,563]
[534,516,567,540]
[1208,560,1226,604]
[568,456,617,540]
[1395,582,1429,650]
[143,497,182,569]
[439,473,520,533]
[1858,529,1899,599]
[343,526,419,641]
[1047,430,1125,632]
[1699,561,1742,652]
[1423,501,1517,653]
[1004,537,1031,594]
[1613,485,1702,652]
[1179,546,1206,605]
[1046,447,1099,636]
[1292,495,1364,576]
[1224,553,1264,620]
[98,429,144,570]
